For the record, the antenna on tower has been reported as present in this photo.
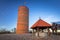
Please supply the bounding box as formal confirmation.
[24,2,26,5]
[23,0,27,6]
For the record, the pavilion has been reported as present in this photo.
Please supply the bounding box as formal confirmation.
[31,19,52,37]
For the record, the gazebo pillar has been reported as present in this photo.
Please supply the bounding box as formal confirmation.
[47,28,51,36]
[55,27,57,34]
[52,29,54,34]
[37,28,40,37]
[32,29,35,36]
[42,29,44,32]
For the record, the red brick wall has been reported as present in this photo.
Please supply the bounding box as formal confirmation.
[16,6,29,34]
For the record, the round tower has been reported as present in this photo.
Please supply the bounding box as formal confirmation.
[16,6,29,34]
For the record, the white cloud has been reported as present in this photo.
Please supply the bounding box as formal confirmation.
[43,15,60,24]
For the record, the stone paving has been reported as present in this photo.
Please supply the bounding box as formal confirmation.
[0,34,60,40]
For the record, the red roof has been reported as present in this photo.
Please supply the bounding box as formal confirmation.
[31,19,52,29]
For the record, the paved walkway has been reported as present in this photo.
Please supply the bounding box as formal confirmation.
[0,34,60,40]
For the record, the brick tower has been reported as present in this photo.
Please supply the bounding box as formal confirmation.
[16,6,29,34]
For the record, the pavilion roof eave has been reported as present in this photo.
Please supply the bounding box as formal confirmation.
[31,26,52,29]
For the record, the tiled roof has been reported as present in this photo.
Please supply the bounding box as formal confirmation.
[31,19,52,29]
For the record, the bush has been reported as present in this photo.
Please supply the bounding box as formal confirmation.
[0,31,11,34]
[0,28,11,34]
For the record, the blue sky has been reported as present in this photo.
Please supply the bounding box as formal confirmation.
[0,0,60,30]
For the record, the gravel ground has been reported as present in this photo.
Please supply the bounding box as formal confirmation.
[0,34,60,40]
